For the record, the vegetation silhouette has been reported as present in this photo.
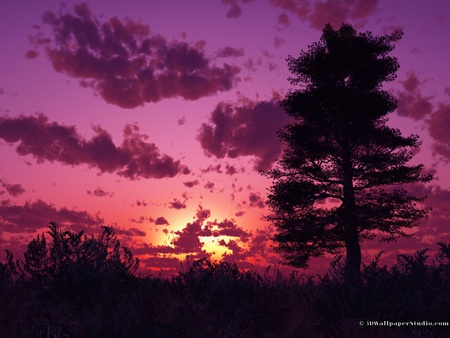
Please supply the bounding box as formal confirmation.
[1,223,450,337]
[263,23,433,290]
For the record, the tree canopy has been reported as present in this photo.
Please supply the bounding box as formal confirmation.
[264,23,433,288]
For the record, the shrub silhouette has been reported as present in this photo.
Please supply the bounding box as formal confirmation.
[1,223,450,337]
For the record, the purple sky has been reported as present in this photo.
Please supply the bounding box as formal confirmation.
[0,0,449,275]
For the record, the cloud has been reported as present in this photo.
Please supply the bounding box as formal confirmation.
[268,0,379,30]
[154,216,169,225]
[274,36,285,48]
[114,227,146,237]
[396,72,433,121]
[177,116,186,126]
[0,199,103,233]
[216,46,245,58]
[248,192,265,208]
[25,50,39,59]
[204,181,215,192]
[1,179,25,197]
[169,198,187,210]
[225,163,239,175]
[87,187,113,197]
[200,164,223,174]
[183,180,199,188]
[220,0,255,18]
[277,13,291,30]
[197,100,291,170]
[428,103,450,162]
[0,114,189,179]
[30,3,240,108]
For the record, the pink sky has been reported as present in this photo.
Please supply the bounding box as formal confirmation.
[0,0,449,275]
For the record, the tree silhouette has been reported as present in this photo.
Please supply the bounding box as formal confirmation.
[264,23,433,289]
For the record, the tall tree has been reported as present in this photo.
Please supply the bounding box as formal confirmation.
[264,24,433,289]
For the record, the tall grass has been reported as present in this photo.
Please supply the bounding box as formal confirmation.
[1,225,450,337]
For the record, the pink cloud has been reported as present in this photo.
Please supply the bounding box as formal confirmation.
[0,114,190,179]
[197,100,292,170]
[30,3,240,108]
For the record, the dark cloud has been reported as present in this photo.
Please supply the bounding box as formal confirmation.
[274,36,285,48]
[0,198,103,233]
[428,103,450,162]
[214,219,251,239]
[225,163,238,175]
[1,179,25,197]
[25,50,39,59]
[115,227,146,237]
[169,198,187,210]
[30,3,240,108]
[277,13,291,30]
[204,181,215,191]
[155,216,169,225]
[0,114,189,179]
[183,180,199,188]
[268,0,378,30]
[216,46,245,58]
[396,72,433,121]
[130,206,255,273]
[87,187,113,197]
[200,164,223,174]
[135,200,148,207]
[130,216,148,224]
[197,100,292,171]
[220,0,255,18]
[248,192,265,208]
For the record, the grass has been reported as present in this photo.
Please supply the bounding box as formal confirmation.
[1,225,450,337]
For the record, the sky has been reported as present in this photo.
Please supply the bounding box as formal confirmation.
[0,0,449,276]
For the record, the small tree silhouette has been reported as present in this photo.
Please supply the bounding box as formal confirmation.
[20,222,139,290]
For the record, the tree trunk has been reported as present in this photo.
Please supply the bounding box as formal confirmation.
[342,152,362,290]
[344,230,361,290]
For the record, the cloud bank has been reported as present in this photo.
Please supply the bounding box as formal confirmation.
[0,114,189,179]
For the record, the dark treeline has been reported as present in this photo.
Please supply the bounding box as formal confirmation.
[1,224,450,337]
